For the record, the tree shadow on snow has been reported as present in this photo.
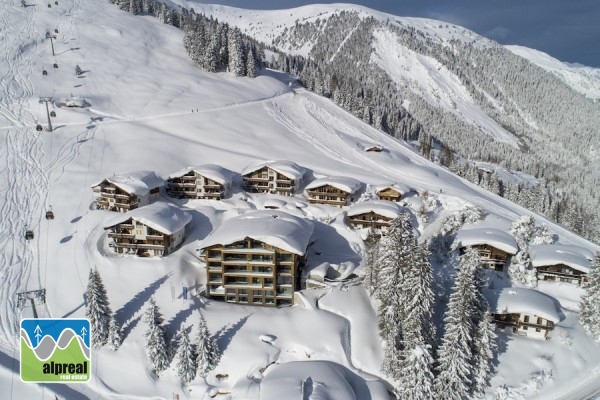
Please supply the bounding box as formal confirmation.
[120,315,141,341]
[165,302,197,338]
[214,314,252,354]
[114,274,171,326]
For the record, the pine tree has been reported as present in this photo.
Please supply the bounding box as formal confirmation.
[144,298,170,375]
[196,314,220,377]
[175,329,197,383]
[107,316,123,351]
[397,344,435,400]
[531,224,554,245]
[471,311,496,398]
[362,232,380,297]
[85,268,112,349]
[433,248,480,400]
[227,28,245,76]
[580,253,600,341]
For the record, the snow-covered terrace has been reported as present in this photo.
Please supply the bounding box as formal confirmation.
[104,202,192,234]
[167,164,236,185]
[305,176,362,194]
[199,210,315,255]
[241,160,306,181]
[530,244,592,274]
[346,199,403,219]
[485,287,561,323]
[455,227,519,255]
[91,170,163,196]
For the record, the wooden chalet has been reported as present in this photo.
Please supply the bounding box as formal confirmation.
[456,228,518,272]
[104,203,191,257]
[486,288,560,340]
[200,210,314,307]
[91,171,162,212]
[166,164,235,200]
[305,176,361,207]
[529,244,591,286]
[375,183,410,202]
[242,160,306,196]
[345,200,403,233]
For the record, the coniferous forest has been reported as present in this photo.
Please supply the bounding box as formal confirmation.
[107,1,600,245]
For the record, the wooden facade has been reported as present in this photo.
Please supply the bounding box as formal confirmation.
[306,184,353,207]
[465,244,512,272]
[347,211,394,231]
[376,187,403,202]
[491,312,555,340]
[92,180,159,212]
[205,238,302,307]
[243,166,298,196]
[535,264,588,286]
[166,171,229,200]
[106,218,186,257]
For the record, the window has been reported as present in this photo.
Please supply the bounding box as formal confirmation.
[537,317,542,325]
[523,315,530,323]
[536,328,541,332]
[522,326,528,330]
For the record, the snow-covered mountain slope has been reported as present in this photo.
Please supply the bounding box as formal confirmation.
[506,45,600,100]
[1,0,600,399]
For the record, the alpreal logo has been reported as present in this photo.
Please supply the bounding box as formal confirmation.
[20,318,91,383]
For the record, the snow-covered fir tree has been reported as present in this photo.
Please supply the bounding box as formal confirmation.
[471,310,497,398]
[144,298,170,375]
[107,315,123,351]
[397,344,435,400]
[175,328,197,383]
[196,313,220,377]
[509,215,538,288]
[362,231,380,297]
[227,28,245,76]
[531,223,554,245]
[433,248,482,399]
[85,268,112,349]
[580,253,600,341]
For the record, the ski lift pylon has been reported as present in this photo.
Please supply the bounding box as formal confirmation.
[36,124,43,132]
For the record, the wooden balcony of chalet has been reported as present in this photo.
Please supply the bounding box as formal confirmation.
[491,313,554,331]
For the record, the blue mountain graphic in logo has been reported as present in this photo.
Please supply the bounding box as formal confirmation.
[21,319,90,349]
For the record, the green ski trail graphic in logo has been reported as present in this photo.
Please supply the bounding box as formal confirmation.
[20,318,91,382]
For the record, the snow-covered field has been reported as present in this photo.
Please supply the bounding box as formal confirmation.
[1,0,600,399]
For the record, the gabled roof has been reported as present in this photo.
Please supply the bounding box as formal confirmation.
[200,210,314,255]
[241,160,306,181]
[529,244,592,274]
[455,228,518,255]
[305,176,361,194]
[346,200,403,219]
[91,171,163,196]
[167,164,236,185]
[485,287,561,323]
[375,182,411,195]
[104,203,192,235]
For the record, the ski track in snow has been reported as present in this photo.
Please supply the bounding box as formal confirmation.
[0,0,89,345]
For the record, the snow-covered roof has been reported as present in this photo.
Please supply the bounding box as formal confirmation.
[346,199,403,219]
[485,287,561,323]
[91,171,163,196]
[241,160,306,181]
[305,176,361,194]
[455,228,518,255]
[199,210,314,255]
[375,182,411,194]
[104,202,192,234]
[167,164,235,185]
[529,244,592,274]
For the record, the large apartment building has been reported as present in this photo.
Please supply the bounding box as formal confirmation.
[200,210,314,307]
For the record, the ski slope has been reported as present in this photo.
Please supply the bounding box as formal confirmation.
[1,0,600,399]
